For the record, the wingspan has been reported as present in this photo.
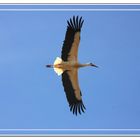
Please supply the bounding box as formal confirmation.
[61,16,84,62]
[62,70,86,115]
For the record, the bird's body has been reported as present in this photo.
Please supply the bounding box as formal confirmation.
[46,16,98,115]
[54,59,91,69]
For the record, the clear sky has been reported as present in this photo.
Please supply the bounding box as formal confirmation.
[0,5,140,135]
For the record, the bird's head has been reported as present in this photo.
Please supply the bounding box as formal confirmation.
[89,63,98,68]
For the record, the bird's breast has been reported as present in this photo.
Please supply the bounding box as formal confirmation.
[54,61,79,70]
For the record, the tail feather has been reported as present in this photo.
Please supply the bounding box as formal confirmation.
[54,57,62,65]
[53,57,64,76]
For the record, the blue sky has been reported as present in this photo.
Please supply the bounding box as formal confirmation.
[0,5,140,135]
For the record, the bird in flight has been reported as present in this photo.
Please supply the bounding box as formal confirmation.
[46,16,98,115]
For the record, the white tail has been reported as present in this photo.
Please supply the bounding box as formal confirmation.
[54,57,62,65]
[53,57,64,76]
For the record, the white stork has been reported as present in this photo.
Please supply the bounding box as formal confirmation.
[46,16,98,115]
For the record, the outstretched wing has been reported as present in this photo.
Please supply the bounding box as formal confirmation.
[62,69,86,115]
[61,16,84,62]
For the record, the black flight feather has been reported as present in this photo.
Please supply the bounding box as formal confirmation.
[61,16,84,61]
[62,71,86,115]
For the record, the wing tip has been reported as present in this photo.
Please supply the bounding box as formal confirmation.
[69,101,86,116]
[67,15,84,31]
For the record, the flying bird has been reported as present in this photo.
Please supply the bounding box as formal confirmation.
[46,16,98,115]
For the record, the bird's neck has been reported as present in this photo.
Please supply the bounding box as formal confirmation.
[78,63,91,67]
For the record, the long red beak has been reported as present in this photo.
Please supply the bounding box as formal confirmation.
[91,63,98,68]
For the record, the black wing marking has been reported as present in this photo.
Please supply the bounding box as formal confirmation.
[61,16,84,61]
[62,71,86,115]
